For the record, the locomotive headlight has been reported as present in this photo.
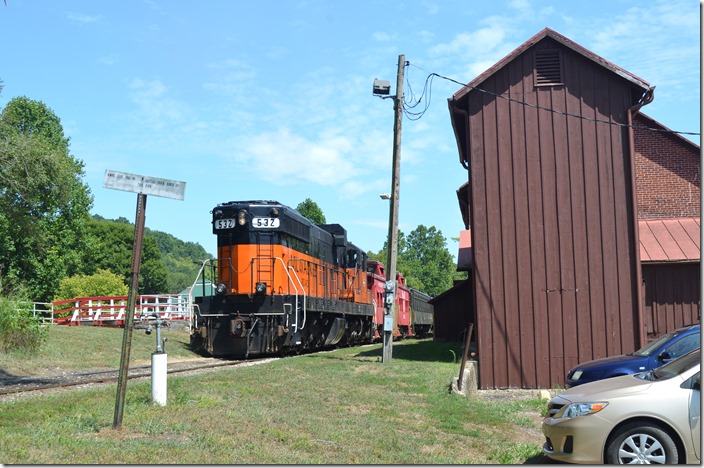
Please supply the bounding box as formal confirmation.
[216,283,228,295]
[269,207,279,217]
[255,282,267,295]
[237,210,247,226]
[213,209,223,219]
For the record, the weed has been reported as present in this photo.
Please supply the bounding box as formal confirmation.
[0,296,47,353]
[449,349,457,363]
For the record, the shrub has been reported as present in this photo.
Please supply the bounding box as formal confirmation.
[0,295,47,353]
[53,269,129,301]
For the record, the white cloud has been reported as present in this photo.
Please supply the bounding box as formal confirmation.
[372,31,395,42]
[417,30,434,43]
[241,128,359,186]
[99,54,118,65]
[573,0,698,104]
[508,0,530,11]
[67,12,102,23]
[427,21,514,77]
[127,78,188,130]
[203,59,260,100]
[421,0,439,15]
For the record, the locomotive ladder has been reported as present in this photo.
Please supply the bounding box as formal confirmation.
[256,234,275,287]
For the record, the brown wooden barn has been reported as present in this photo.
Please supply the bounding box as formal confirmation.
[446,27,700,389]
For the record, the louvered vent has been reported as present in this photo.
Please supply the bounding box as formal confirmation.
[535,50,562,86]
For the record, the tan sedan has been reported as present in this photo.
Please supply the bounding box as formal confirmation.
[542,349,700,464]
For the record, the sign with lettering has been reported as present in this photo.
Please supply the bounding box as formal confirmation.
[103,170,186,200]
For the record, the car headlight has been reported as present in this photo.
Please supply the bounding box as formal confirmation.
[556,401,608,419]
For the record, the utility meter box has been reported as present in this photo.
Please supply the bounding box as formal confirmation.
[384,281,395,306]
[383,315,394,332]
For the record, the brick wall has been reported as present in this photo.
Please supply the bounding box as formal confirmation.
[634,114,700,218]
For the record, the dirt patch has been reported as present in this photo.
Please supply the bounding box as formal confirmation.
[95,427,191,443]
[476,388,554,402]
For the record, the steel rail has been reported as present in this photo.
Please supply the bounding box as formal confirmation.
[0,358,275,396]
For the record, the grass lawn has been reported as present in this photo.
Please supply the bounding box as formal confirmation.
[0,326,548,464]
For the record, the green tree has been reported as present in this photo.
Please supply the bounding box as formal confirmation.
[369,225,462,296]
[296,198,326,224]
[146,228,213,293]
[83,217,168,294]
[402,225,456,294]
[0,97,94,301]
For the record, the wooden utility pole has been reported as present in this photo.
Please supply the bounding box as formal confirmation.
[383,54,405,364]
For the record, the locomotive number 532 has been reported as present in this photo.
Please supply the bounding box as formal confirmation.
[214,217,281,229]
[252,217,280,228]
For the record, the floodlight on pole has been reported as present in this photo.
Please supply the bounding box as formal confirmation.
[374,54,405,365]
[373,79,391,96]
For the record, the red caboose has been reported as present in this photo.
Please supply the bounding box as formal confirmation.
[366,260,411,339]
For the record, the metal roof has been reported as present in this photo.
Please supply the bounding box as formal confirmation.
[639,217,700,262]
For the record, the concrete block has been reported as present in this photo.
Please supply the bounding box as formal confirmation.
[450,361,478,397]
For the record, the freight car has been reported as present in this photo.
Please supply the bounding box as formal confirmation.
[190,200,433,358]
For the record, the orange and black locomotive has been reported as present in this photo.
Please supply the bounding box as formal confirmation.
[190,200,375,357]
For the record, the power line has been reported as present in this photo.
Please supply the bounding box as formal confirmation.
[404,62,700,138]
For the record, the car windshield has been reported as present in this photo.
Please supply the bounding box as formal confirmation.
[651,349,701,380]
[633,329,683,357]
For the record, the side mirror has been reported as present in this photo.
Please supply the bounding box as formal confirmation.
[657,351,672,362]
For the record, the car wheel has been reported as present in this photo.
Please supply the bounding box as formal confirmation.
[606,421,678,464]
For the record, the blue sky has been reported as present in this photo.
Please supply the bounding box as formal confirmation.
[0,0,699,258]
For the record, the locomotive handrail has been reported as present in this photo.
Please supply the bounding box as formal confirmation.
[189,258,216,326]
[273,257,307,333]
[286,264,307,331]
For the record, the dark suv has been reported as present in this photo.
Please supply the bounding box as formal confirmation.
[565,323,700,388]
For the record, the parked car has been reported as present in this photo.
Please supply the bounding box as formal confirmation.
[565,323,700,387]
[542,348,700,464]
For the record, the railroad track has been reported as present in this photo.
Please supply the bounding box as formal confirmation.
[0,357,276,398]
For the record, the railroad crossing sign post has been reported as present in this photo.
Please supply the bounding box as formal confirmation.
[104,170,186,429]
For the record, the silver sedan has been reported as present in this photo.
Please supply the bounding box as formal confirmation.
[542,349,700,464]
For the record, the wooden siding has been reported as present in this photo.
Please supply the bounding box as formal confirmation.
[452,37,646,389]
[430,279,474,342]
[642,264,700,341]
